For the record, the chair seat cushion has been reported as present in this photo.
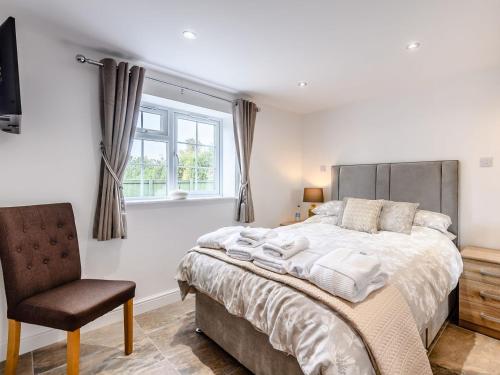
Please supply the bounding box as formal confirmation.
[10,279,136,331]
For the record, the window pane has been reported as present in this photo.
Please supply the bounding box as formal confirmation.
[196,168,215,192]
[196,145,215,168]
[142,112,161,131]
[144,140,167,165]
[177,143,195,167]
[129,139,141,161]
[177,118,196,143]
[142,163,167,197]
[123,138,168,200]
[124,139,143,198]
[143,140,167,197]
[124,162,141,180]
[198,122,215,146]
[136,112,142,130]
[123,179,142,198]
[177,166,195,191]
[196,182,216,192]
[123,161,142,198]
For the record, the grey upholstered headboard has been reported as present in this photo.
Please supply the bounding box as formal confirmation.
[331,161,459,242]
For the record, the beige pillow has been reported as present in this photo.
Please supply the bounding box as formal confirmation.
[339,198,384,234]
[379,200,419,234]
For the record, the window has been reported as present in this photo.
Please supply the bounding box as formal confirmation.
[175,114,219,194]
[123,103,222,200]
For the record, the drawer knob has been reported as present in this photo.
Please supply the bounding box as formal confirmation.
[479,290,500,302]
[480,312,500,324]
[479,269,500,278]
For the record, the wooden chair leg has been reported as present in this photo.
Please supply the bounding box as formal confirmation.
[66,329,80,375]
[5,320,20,375]
[124,298,133,355]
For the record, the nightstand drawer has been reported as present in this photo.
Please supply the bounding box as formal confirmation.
[460,278,500,310]
[460,299,500,334]
[462,259,500,286]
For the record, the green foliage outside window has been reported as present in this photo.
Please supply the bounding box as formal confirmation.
[123,137,215,197]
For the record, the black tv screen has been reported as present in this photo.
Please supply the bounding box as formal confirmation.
[0,17,21,134]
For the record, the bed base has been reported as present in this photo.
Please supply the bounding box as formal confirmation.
[195,288,457,374]
[195,291,303,375]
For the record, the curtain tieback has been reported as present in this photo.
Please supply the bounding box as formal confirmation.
[239,181,249,201]
[100,142,126,214]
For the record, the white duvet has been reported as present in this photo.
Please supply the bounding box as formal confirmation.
[176,221,463,375]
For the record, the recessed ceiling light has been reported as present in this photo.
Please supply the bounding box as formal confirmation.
[406,41,421,50]
[297,81,308,87]
[182,30,197,40]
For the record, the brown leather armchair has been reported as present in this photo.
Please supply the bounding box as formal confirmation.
[0,203,136,374]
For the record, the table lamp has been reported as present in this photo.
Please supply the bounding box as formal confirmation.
[303,187,324,217]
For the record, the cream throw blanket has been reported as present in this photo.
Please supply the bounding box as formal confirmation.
[187,247,432,375]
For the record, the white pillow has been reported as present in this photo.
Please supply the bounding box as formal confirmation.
[312,200,343,216]
[444,231,457,241]
[304,215,338,226]
[413,210,452,234]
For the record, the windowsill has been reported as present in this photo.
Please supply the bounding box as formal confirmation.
[125,196,236,207]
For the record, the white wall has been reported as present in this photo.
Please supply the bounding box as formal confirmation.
[0,16,303,354]
[302,67,500,249]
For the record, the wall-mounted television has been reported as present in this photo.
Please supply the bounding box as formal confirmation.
[0,17,21,134]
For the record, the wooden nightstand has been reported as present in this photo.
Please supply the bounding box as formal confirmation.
[279,220,304,226]
[459,246,500,339]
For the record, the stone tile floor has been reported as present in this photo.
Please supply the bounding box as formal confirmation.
[1,296,499,374]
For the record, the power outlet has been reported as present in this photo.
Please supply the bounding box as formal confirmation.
[480,157,494,168]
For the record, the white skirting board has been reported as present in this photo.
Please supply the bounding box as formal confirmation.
[0,288,181,358]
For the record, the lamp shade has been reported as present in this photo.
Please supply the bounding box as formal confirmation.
[303,187,324,203]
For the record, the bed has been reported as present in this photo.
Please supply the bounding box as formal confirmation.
[177,161,462,375]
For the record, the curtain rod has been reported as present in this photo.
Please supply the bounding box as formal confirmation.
[75,54,242,106]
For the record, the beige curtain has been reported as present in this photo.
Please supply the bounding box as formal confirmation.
[93,58,145,241]
[232,99,258,223]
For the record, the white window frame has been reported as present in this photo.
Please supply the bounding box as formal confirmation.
[124,102,223,201]
[173,111,221,196]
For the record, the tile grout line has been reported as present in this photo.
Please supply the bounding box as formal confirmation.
[134,314,183,375]
[133,315,179,375]
[137,322,178,336]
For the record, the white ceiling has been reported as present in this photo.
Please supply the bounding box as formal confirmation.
[4,0,500,114]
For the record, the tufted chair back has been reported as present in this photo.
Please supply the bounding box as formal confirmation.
[0,203,81,312]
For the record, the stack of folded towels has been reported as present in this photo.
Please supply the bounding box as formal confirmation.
[252,234,310,274]
[309,248,388,303]
[196,226,244,250]
[226,227,277,261]
[196,227,387,303]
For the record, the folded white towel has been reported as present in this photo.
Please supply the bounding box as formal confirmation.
[236,237,264,247]
[252,250,288,274]
[309,248,388,303]
[197,226,244,250]
[240,227,277,241]
[227,244,261,261]
[286,249,324,279]
[263,236,309,259]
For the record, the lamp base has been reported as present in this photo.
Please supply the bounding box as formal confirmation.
[308,204,317,218]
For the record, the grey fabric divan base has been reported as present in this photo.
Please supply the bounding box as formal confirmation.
[196,292,303,375]
[195,290,455,375]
